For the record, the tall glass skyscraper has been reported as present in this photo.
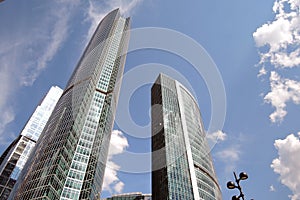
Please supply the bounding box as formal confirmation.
[151,74,222,200]
[0,86,63,199]
[11,9,130,200]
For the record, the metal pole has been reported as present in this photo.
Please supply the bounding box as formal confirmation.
[233,172,245,200]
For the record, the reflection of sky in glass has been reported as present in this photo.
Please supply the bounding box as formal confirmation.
[0,86,62,198]
[2,87,62,182]
[21,86,63,141]
[10,138,35,180]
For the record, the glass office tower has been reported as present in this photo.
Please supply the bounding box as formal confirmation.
[11,9,130,200]
[151,74,222,200]
[0,86,63,199]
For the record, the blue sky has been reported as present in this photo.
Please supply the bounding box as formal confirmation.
[1,0,300,199]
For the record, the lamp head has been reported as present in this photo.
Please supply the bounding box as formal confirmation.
[227,181,236,189]
[239,172,248,180]
[232,195,240,200]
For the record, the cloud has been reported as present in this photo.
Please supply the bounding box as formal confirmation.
[0,107,16,146]
[253,0,300,69]
[207,130,227,143]
[254,1,300,122]
[216,146,240,162]
[212,132,247,175]
[0,55,17,141]
[215,145,241,173]
[85,0,143,41]
[271,132,300,200]
[113,181,125,194]
[270,185,276,192]
[102,130,129,194]
[257,66,267,77]
[0,0,80,144]
[0,108,14,134]
[20,0,80,86]
[264,71,300,123]
[206,130,227,149]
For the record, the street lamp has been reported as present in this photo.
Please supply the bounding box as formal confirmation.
[226,172,248,200]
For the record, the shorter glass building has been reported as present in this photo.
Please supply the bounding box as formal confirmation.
[102,192,151,200]
[0,86,63,199]
[151,74,222,200]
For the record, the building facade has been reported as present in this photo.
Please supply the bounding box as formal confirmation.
[102,192,151,200]
[151,74,222,200]
[11,9,130,200]
[0,86,63,199]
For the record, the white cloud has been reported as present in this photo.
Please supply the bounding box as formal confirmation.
[0,108,14,134]
[271,132,300,200]
[206,130,227,147]
[213,133,247,175]
[215,145,241,173]
[102,130,129,194]
[216,146,240,161]
[270,185,276,192]
[254,17,293,52]
[114,181,125,194]
[0,0,80,144]
[253,0,300,68]
[0,107,16,145]
[0,56,17,141]
[20,0,80,86]
[86,0,143,41]
[264,71,300,123]
[254,1,300,122]
[257,66,267,77]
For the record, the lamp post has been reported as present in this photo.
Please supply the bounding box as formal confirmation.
[226,172,248,200]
